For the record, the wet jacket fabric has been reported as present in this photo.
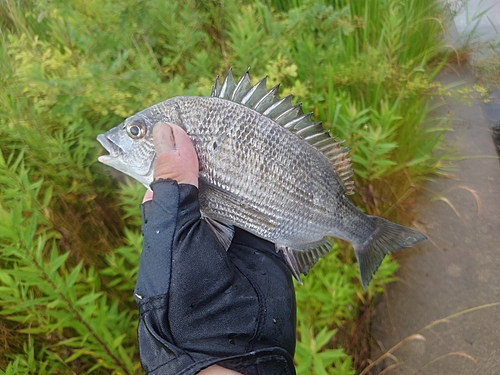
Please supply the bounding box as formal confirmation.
[134,179,297,375]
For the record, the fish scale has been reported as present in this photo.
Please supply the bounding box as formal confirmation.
[97,69,426,289]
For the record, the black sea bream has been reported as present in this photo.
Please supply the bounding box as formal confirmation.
[97,69,426,289]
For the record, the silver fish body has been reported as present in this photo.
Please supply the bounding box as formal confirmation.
[97,70,426,289]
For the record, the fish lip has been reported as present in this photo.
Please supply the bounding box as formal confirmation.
[97,134,122,157]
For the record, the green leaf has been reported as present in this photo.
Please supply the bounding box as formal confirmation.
[49,249,70,275]
[75,292,104,306]
[315,327,337,350]
[41,186,53,208]
[66,262,83,289]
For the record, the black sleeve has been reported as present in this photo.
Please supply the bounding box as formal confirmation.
[134,178,233,301]
[134,179,296,375]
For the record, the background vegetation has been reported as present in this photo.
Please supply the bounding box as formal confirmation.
[0,0,452,373]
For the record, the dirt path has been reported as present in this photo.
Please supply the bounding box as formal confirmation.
[369,64,500,374]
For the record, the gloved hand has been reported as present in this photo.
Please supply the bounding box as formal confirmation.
[135,123,297,375]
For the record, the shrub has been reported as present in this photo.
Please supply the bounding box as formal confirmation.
[0,0,450,372]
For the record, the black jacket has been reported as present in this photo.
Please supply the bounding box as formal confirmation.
[134,179,297,374]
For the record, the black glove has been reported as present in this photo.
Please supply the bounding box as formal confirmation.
[134,179,297,375]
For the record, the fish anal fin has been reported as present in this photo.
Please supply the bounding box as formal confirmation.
[277,239,334,283]
[354,216,427,290]
[292,239,334,276]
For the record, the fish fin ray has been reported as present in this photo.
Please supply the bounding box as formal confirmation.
[292,238,334,275]
[199,180,277,229]
[263,95,293,118]
[241,77,268,106]
[212,69,356,194]
[211,74,221,97]
[354,217,427,290]
[231,68,252,102]
[275,104,304,127]
[202,214,235,251]
[219,68,236,99]
[277,245,303,284]
[254,84,281,113]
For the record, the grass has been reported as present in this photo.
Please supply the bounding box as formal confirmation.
[0,0,453,373]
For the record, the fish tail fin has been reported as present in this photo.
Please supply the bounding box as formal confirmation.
[353,216,426,290]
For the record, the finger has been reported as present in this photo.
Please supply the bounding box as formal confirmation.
[142,188,154,203]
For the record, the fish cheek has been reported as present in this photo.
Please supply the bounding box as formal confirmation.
[129,148,156,176]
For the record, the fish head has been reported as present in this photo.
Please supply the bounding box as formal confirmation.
[97,114,156,187]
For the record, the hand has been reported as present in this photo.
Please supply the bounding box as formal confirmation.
[135,124,296,374]
[143,122,198,203]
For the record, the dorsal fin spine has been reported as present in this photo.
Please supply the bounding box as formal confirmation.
[262,95,293,117]
[211,75,221,97]
[232,69,252,102]
[296,123,322,136]
[241,77,268,106]
[275,104,303,126]
[288,113,313,131]
[254,84,280,113]
[211,69,356,195]
[219,68,236,99]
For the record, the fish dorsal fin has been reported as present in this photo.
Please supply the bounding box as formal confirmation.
[211,69,355,195]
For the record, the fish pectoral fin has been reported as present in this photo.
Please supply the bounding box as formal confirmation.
[202,215,235,251]
[276,245,303,284]
[199,180,277,229]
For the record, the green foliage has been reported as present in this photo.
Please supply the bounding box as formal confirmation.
[295,325,354,375]
[0,0,451,373]
[0,151,140,373]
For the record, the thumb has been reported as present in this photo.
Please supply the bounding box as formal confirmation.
[153,122,176,155]
[153,122,199,187]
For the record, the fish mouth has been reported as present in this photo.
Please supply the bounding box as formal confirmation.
[97,134,123,162]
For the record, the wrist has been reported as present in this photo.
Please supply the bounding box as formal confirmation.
[198,365,243,375]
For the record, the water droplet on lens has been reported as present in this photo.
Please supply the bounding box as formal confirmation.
[405,236,417,246]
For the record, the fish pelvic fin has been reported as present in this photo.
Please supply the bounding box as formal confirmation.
[353,217,427,291]
[202,215,235,251]
[277,246,303,284]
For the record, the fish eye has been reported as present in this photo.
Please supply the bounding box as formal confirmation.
[126,120,147,139]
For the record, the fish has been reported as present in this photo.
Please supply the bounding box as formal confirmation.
[97,69,426,289]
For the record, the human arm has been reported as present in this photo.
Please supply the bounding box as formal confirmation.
[135,123,296,375]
